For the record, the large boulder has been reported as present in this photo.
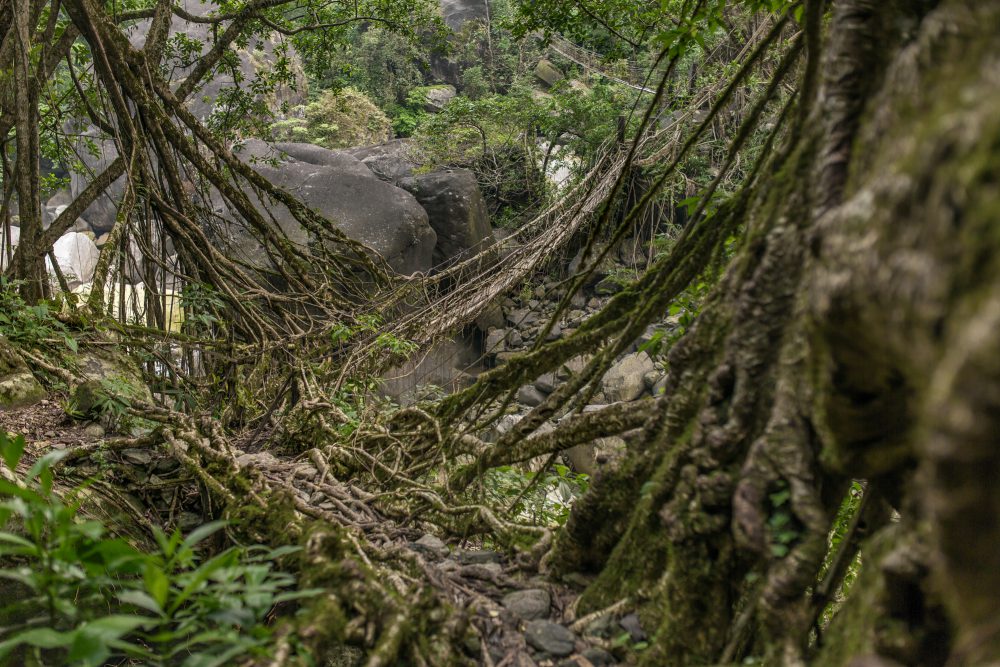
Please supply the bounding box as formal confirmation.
[70,346,154,419]
[534,59,566,88]
[0,337,45,410]
[225,140,437,275]
[49,232,99,288]
[420,85,457,113]
[439,0,488,30]
[398,169,493,267]
[0,227,99,289]
[345,139,419,183]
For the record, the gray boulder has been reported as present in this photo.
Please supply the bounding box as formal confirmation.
[346,139,419,183]
[502,589,551,621]
[517,385,547,407]
[0,337,45,410]
[70,0,306,235]
[70,346,153,419]
[421,85,457,112]
[534,59,565,88]
[439,0,488,30]
[399,169,493,267]
[524,620,576,657]
[227,140,437,275]
[601,352,656,402]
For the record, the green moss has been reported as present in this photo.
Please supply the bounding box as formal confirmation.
[0,337,46,409]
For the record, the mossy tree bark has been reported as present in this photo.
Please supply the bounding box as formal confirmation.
[552,1,1000,664]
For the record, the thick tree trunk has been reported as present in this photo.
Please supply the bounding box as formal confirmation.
[10,0,47,302]
[556,1,1000,664]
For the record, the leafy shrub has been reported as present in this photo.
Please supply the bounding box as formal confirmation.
[0,430,314,666]
[0,278,78,355]
[483,463,589,526]
[271,88,393,149]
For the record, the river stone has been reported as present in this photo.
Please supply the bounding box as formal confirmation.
[461,562,502,580]
[0,337,45,410]
[619,612,647,641]
[581,647,616,665]
[456,549,502,565]
[474,304,506,332]
[601,352,656,402]
[412,533,449,559]
[502,589,550,620]
[485,328,506,354]
[517,385,547,407]
[506,308,539,327]
[535,373,557,393]
[524,620,576,656]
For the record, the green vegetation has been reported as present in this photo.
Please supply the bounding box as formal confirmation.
[270,88,393,149]
[1,0,997,665]
[0,430,312,666]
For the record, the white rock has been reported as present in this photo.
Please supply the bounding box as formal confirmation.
[49,232,100,287]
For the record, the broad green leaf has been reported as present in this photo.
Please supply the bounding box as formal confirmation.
[145,564,170,609]
[0,433,25,470]
[0,478,45,504]
[0,627,74,660]
[27,449,69,483]
[117,589,163,615]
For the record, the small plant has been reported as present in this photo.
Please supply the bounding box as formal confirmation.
[0,278,78,355]
[0,429,315,666]
[483,463,589,526]
[180,282,226,334]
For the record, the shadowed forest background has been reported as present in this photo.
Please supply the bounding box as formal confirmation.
[0,0,998,665]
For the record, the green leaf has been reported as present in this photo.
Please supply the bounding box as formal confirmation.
[68,629,110,666]
[769,489,790,507]
[771,543,789,558]
[0,478,45,504]
[27,449,69,482]
[168,549,238,614]
[81,614,149,640]
[0,531,39,556]
[117,589,164,615]
[0,628,74,660]
[145,564,170,609]
[0,432,25,470]
[181,520,227,552]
